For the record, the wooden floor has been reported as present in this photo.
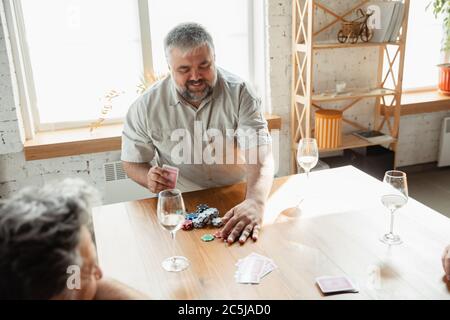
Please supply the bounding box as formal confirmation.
[407,166,450,218]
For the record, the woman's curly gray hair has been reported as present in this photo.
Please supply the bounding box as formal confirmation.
[0,178,100,299]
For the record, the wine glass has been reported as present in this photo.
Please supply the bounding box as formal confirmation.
[297,138,319,179]
[157,189,189,272]
[296,138,319,207]
[380,170,408,245]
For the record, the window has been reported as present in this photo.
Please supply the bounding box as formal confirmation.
[20,0,143,128]
[7,0,266,134]
[402,1,444,91]
[148,0,251,81]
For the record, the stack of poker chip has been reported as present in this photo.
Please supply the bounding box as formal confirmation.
[211,217,223,227]
[196,204,209,213]
[186,204,223,229]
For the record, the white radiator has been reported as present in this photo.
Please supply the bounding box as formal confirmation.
[438,117,450,167]
[103,161,155,205]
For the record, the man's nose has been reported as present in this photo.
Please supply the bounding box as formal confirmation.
[189,69,201,81]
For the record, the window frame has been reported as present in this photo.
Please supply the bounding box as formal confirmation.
[402,1,444,92]
[4,0,267,138]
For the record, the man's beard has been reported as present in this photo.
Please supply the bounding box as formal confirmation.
[180,80,213,102]
[175,72,217,103]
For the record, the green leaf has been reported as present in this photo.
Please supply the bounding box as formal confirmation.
[428,0,450,53]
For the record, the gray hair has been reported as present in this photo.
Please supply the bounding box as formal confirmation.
[164,22,215,61]
[0,178,100,299]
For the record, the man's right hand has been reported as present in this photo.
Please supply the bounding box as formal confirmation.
[147,166,173,194]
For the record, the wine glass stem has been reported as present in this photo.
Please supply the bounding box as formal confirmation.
[171,231,176,266]
[306,170,311,199]
[389,210,395,235]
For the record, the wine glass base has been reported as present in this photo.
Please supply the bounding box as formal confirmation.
[162,256,190,272]
[380,233,402,245]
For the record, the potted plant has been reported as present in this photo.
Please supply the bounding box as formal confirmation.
[428,0,450,95]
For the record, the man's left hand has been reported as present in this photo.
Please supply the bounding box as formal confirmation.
[219,199,264,245]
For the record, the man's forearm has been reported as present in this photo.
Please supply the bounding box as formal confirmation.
[122,161,151,189]
[245,144,274,205]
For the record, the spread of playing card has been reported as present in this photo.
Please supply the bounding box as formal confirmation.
[235,253,277,284]
[162,164,179,189]
[315,275,359,294]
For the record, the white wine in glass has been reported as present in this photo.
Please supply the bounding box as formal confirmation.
[297,138,319,178]
[157,189,189,272]
[380,170,408,245]
[295,138,319,207]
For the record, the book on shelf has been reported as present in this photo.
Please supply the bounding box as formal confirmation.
[389,3,405,42]
[352,130,393,144]
[384,2,400,42]
[364,1,405,43]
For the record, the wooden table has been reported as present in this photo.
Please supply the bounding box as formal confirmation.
[92,166,450,299]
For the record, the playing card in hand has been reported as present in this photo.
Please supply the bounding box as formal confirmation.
[162,164,179,188]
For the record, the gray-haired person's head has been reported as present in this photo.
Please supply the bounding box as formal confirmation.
[164,22,215,63]
[0,178,100,299]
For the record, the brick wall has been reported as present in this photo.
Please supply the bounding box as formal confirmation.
[397,111,450,167]
[267,0,292,176]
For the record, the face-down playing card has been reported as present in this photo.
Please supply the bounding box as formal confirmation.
[315,275,359,294]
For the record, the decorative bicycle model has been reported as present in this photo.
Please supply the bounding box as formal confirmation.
[337,9,374,44]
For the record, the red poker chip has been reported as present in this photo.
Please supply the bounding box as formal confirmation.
[182,220,194,231]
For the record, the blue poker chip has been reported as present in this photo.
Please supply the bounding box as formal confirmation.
[186,213,198,220]
[196,204,209,213]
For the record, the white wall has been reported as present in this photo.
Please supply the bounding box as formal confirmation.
[0,0,446,202]
[396,110,450,167]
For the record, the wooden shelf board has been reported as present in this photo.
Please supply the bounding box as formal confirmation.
[307,88,397,102]
[296,42,401,52]
[292,134,396,153]
[314,41,400,50]
[319,134,396,152]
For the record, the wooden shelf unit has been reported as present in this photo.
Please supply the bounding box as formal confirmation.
[291,0,410,172]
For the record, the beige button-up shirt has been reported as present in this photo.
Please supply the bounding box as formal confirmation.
[121,67,271,191]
